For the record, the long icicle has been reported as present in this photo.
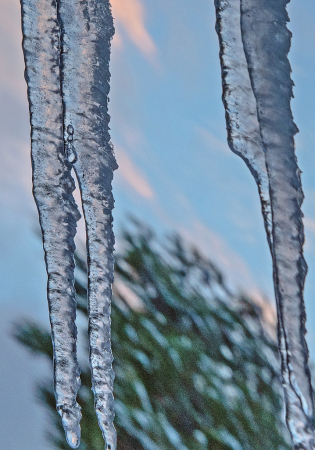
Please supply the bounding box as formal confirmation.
[20,0,82,447]
[20,0,117,448]
[57,0,117,448]
[240,0,315,446]
[214,0,315,447]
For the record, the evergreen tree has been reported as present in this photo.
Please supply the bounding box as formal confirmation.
[13,221,290,449]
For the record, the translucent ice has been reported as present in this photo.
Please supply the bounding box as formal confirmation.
[214,0,315,447]
[20,0,117,448]
[214,0,272,246]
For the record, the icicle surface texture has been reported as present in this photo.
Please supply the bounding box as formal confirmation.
[59,1,117,448]
[214,0,315,448]
[20,0,117,448]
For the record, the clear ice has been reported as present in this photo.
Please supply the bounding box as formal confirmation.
[20,0,117,448]
[214,0,315,448]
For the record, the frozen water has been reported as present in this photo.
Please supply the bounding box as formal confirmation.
[20,0,117,448]
[20,0,82,446]
[58,0,117,446]
[214,0,272,247]
[214,0,315,448]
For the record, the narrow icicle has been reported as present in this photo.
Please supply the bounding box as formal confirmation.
[58,1,117,447]
[20,0,117,448]
[214,0,272,246]
[20,0,82,447]
[214,0,315,448]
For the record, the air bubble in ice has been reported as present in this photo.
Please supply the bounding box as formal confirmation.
[66,142,77,164]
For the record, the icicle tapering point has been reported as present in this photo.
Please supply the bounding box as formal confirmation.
[20,0,117,447]
[214,0,315,447]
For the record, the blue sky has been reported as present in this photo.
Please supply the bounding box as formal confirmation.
[1,0,315,448]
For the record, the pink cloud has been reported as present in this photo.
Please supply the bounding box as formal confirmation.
[0,0,27,99]
[111,0,157,59]
[178,218,276,327]
[115,145,155,199]
[197,127,231,155]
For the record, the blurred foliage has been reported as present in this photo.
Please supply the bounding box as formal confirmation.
[13,220,290,449]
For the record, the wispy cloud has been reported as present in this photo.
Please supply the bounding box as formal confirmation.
[197,126,230,155]
[0,0,27,99]
[304,216,315,236]
[0,137,33,214]
[111,28,123,50]
[143,187,276,325]
[111,0,157,61]
[177,218,276,326]
[115,122,147,157]
[179,219,256,289]
[303,216,315,252]
[115,145,155,199]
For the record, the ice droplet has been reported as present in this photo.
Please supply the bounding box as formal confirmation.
[66,142,77,164]
[67,124,74,136]
[66,431,80,449]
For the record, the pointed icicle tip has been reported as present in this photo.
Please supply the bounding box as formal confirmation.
[102,422,117,450]
[60,409,81,449]
[66,430,80,449]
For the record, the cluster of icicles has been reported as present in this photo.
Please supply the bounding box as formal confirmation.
[20,0,315,448]
[20,0,117,448]
[214,0,315,448]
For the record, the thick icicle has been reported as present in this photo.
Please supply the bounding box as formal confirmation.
[214,0,315,448]
[21,0,117,448]
[58,1,117,448]
[20,0,82,447]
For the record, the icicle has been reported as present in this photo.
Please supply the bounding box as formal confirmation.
[241,1,315,446]
[214,0,315,448]
[20,0,82,447]
[214,0,272,247]
[58,0,117,447]
[20,0,117,448]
